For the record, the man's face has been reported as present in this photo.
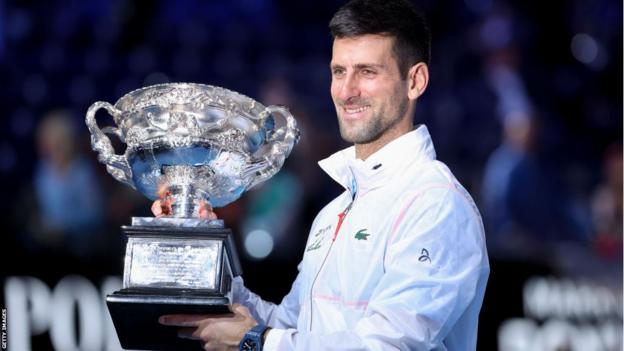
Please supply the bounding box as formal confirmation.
[330,34,410,145]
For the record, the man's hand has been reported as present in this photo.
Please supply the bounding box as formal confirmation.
[159,304,258,351]
[151,186,218,219]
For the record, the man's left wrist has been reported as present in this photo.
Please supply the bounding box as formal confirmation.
[239,324,270,351]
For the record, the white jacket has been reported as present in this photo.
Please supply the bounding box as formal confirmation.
[233,125,490,350]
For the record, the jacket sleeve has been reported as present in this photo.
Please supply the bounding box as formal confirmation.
[232,262,303,329]
[263,186,489,350]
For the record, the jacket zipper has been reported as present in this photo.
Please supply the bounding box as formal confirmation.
[308,200,353,330]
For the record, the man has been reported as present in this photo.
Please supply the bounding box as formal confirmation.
[156,0,489,349]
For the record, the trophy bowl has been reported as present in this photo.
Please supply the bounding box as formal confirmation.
[86,82,299,216]
[86,83,299,350]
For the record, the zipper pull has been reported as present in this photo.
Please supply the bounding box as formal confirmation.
[332,202,352,241]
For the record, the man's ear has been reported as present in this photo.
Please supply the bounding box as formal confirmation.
[407,62,429,100]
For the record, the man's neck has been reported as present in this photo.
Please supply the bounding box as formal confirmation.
[354,124,413,160]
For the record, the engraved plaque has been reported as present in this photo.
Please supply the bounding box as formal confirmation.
[124,237,222,290]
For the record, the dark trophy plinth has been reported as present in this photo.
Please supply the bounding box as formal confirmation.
[106,219,242,350]
[86,83,299,350]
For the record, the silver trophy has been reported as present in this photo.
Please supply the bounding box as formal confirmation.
[86,83,298,350]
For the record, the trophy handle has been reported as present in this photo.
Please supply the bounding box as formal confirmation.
[249,105,300,188]
[264,104,298,154]
[86,101,134,188]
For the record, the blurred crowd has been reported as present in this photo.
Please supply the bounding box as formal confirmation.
[0,0,621,295]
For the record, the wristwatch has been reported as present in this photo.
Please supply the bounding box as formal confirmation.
[239,325,271,351]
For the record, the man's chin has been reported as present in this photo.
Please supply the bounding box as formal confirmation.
[339,129,378,145]
[338,128,358,144]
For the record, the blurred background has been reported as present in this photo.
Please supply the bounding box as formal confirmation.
[0,0,621,350]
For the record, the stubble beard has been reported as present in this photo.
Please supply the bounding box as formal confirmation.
[337,96,409,145]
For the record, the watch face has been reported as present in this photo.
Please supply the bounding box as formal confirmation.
[242,339,258,351]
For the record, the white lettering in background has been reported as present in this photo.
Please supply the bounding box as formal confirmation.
[523,277,622,320]
[499,318,622,351]
[499,276,623,351]
[4,276,123,351]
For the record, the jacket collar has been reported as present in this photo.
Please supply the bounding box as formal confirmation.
[318,125,437,198]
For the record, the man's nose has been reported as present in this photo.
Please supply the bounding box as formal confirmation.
[338,73,360,101]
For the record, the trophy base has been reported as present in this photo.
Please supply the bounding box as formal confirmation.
[107,290,230,350]
[107,223,242,350]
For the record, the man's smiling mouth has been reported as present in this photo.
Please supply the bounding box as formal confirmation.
[343,105,370,115]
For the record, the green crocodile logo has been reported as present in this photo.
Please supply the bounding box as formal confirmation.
[354,229,370,241]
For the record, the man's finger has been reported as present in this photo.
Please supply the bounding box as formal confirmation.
[153,198,175,217]
[202,313,235,319]
[156,184,171,199]
[159,314,209,327]
[151,200,164,217]
[198,201,218,220]
[198,207,218,220]
[176,327,201,340]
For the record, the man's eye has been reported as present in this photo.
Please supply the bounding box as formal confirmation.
[332,68,345,76]
[361,69,376,76]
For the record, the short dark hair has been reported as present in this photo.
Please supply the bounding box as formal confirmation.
[329,0,431,77]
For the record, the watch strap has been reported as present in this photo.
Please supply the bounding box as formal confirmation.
[239,324,270,351]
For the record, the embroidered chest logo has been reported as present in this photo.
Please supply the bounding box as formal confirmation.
[306,225,331,252]
[418,248,431,263]
[354,229,370,241]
